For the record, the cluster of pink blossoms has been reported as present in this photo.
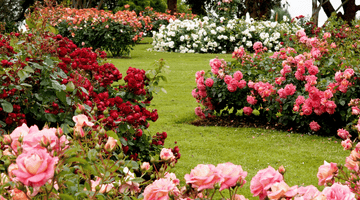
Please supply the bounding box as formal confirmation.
[250,165,356,200]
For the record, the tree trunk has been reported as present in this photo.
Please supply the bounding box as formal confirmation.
[318,0,360,24]
[167,0,177,14]
[312,0,319,27]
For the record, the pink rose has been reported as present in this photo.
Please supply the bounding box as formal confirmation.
[237,80,247,89]
[22,127,68,153]
[317,161,338,186]
[268,181,298,199]
[9,124,37,153]
[233,71,243,81]
[8,163,18,181]
[184,164,223,191]
[104,137,117,152]
[224,75,232,84]
[216,162,247,191]
[143,178,180,200]
[227,84,236,92]
[160,148,175,161]
[341,139,352,150]
[323,32,331,39]
[165,172,180,185]
[91,177,113,193]
[72,114,94,127]
[309,121,321,132]
[247,96,257,105]
[141,162,150,171]
[119,180,140,194]
[297,185,322,200]
[233,194,248,200]
[243,107,253,116]
[250,166,283,200]
[205,78,214,87]
[322,183,355,200]
[344,68,355,79]
[337,129,351,140]
[12,148,58,187]
[351,106,360,115]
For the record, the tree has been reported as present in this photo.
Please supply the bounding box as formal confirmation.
[317,0,360,24]
[184,0,284,20]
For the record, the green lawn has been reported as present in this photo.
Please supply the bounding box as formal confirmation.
[109,39,348,199]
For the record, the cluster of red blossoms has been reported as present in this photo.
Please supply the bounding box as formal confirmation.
[0,31,175,162]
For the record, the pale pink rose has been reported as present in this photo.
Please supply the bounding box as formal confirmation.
[8,163,18,181]
[250,166,283,200]
[344,68,355,79]
[0,173,8,185]
[73,125,86,137]
[160,148,175,161]
[351,106,360,115]
[297,185,321,200]
[317,161,338,186]
[141,162,150,171]
[233,71,243,81]
[216,162,247,191]
[72,114,94,127]
[337,129,351,139]
[342,139,352,150]
[143,178,180,200]
[233,194,248,200]
[309,121,321,132]
[247,96,258,105]
[248,80,255,88]
[205,78,214,87]
[330,42,336,48]
[104,136,117,152]
[165,172,180,185]
[119,181,140,194]
[22,127,68,153]
[243,107,253,116]
[3,148,13,156]
[322,183,356,200]
[296,30,306,38]
[9,124,34,153]
[91,176,113,193]
[345,155,359,171]
[268,181,298,199]
[184,164,223,191]
[12,148,58,187]
[105,25,109,29]
[323,32,331,39]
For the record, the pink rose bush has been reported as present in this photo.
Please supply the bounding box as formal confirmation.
[193,22,360,135]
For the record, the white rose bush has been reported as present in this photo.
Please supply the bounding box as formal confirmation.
[151,16,302,54]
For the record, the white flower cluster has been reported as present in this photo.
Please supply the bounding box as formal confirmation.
[151,17,302,53]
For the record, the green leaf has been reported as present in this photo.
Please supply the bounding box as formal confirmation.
[59,194,75,200]
[44,57,54,66]
[120,137,128,146]
[340,99,346,106]
[17,70,29,82]
[66,157,87,164]
[106,130,122,147]
[20,83,32,87]
[56,91,67,105]
[51,80,66,91]
[1,101,13,113]
[131,177,145,183]
[45,114,57,122]
[23,66,35,73]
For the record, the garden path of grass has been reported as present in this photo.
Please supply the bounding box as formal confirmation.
[109,39,348,199]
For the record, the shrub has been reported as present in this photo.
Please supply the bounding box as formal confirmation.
[0,27,177,164]
[151,16,301,54]
[193,18,360,135]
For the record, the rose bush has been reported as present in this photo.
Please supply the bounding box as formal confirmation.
[192,15,360,135]
[0,115,176,199]
[151,16,301,54]
[0,22,178,166]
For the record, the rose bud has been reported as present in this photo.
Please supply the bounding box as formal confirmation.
[104,137,117,152]
[2,135,12,145]
[141,162,150,171]
[278,165,286,174]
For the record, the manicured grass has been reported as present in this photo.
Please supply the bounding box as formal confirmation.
[109,39,348,199]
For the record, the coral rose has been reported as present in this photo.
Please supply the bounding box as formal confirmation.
[12,148,58,187]
[317,161,338,186]
[185,164,223,191]
[143,178,180,200]
[216,162,247,191]
[250,166,283,200]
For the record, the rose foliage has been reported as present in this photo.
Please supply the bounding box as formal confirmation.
[193,15,360,135]
[36,4,195,57]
